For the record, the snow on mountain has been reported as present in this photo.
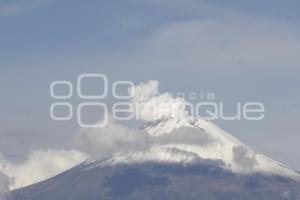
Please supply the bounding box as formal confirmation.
[83,116,300,182]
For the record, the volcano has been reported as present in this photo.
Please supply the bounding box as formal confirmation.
[10,117,300,200]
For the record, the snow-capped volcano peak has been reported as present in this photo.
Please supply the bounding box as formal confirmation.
[95,117,300,182]
[143,117,242,145]
[78,80,300,182]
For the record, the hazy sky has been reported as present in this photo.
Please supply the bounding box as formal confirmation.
[0,0,300,169]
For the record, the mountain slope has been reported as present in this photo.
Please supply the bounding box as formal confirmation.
[11,161,300,200]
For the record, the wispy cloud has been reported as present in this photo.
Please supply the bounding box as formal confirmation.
[131,19,300,70]
[0,150,88,190]
[0,0,50,16]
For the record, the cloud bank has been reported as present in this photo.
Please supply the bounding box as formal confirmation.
[76,120,215,160]
[0,150,88,190]
[76,119,149,159]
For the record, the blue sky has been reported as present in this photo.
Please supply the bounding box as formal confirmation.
[0,0,300,169]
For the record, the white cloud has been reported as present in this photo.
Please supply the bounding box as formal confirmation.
[0,150,88,190]
[76,118,215,160]
[129,80,188,121]
[76,119,150,159]
[129,80,159,103]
